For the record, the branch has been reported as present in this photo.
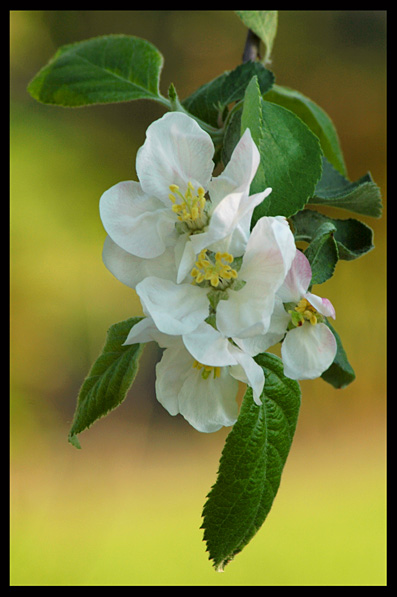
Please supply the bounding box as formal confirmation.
[242,29,261,63]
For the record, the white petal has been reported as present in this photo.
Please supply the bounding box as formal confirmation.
[228,346,265,405]
[216,216,296,338]
[182,322,239,367]
[281,322,337,380]
[178,366,238,432]
[99,181,176,258]
[233,296,290,355]
[155,343,193,416]
[136,112,214,204]
[135,276,209,336]
[278,249,312,303]
[102,236,177,289]
[207,128,260,207]
[123,316,180,349]
[305,292,336,319]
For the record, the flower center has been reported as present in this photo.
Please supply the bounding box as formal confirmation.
[192,359,221,380]
[289,298,319,327]
[190,250,238,289]
[169,182,208,230]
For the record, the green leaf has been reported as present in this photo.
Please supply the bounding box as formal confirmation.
[242,90,323,222]
[182,62,274,129]
[321,321,356,389]
[235,11,278,64]
[309,157,383,218]
[28,35,165,107]
[264,85,347,176]
[304,223,339,286]
[202,353,301,571]
[291,209,374,261]
[68,317,145,448]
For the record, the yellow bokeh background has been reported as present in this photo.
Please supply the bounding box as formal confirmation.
[10,11,386,586]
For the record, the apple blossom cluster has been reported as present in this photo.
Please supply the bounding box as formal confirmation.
[99,112,337,432]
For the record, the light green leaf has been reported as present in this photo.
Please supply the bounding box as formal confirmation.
[243,91,323,222]
[28,35,165,107]
[202,353,301,571]
[68,317,144,448]
[264,84,347,176]
[235,11,278,64]
[309,157,383,218]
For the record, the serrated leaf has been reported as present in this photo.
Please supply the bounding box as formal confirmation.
[202,353,301,571]
[68,317,145,448]
[291,209,374,261]
[309,157,383,218]
[264,85,347,176]
[235,11,278,64]
[244,94,323,222]
[182,62,274,129]
[304,222,339,285]
[28,35,164,107]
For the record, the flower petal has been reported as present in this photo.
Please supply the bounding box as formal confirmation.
[99,181,176,258]
[216,216,296,338]
[277,249,312,303]
[281,322,337,380]
[228,347,265,405]
[102,236,177,289]
[135,276,209,336]
[207,127,260,207]
[182,322,239,367]
[155,342,193,416]
[305,292,336,319]
[136,112,214,204]
[178,366,238,432]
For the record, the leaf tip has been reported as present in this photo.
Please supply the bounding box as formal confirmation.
[68,433,82,450]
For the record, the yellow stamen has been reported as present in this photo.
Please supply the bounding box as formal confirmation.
[190,250,238,288]
[294,298,318,325]
[168,182,208,230]
[193,360,221,380]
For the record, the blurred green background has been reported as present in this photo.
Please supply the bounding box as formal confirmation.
[10,11,386,586]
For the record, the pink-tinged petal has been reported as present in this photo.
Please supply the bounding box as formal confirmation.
[305,292,336,319]
[136,112,214,205]
[281,322,337,380]
[207,128,260,207]
[278,249,312,303]
[178,367,239,432]
[183,323,239,368]
[102,236,177,289]
[135,276,209,336]
[99,181,176,258]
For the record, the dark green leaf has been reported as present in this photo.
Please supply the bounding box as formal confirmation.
[28,35,164,107]
[264,85,347,176]
[309,157,383,218]
[202,353,301,571]
[321,321,356,389]
[68,317,145,448]
[304,223,339,285]
[291,209,374,261]
[182,62,274,129]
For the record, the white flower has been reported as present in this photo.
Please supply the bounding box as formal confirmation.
[133,215,296,343]
[256,250,337,380]
[124,318,265,432]
[99,111,271,288]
